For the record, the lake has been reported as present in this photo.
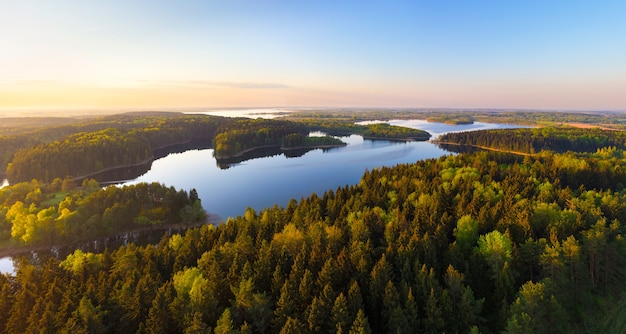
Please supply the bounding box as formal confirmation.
[0,117,524,274]
[124,120,523,220]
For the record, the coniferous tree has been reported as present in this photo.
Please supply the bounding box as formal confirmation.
[349,309,372,334]
[214,308,236,334]
[331,293,350,334]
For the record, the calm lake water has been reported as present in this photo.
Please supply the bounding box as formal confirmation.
[0,118,524,274]
[124,121,522,220]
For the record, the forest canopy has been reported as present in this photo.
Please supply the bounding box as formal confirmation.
[0,179,205,249]
[2,146,626,332]
[438,126,626,155]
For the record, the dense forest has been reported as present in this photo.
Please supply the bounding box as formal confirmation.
[2,145,626,332]
[438,127,626,155]
[2,113,233,183]
[2,112,427,183]
[0,178,205,248]
[2,111,626,333]
[290,118,431,141]
[281,133,346,149]
[212,119,310,158]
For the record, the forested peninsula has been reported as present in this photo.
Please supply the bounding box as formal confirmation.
[2,113,232,183]
[1,112,428,183]
[438,126,626,155]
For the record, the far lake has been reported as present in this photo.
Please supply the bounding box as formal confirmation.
[0,116,525,274]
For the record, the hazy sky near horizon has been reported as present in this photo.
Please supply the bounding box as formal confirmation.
[2,1,626,111]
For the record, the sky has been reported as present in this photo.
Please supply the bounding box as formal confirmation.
[1,0,626,112]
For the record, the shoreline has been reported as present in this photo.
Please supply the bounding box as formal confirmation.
[362,135,430,142]
[4,138,206,185]
[281,143,347,150]
[0,213,221,259]
[215,134,435,160]
[215,142,347,160]
[72,156,156,182]
[214,144,281,159]
[74,138,206,182]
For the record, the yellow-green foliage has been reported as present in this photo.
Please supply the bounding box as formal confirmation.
[59,249,104,273]
[173,267,206,304]
[272,223,305,256]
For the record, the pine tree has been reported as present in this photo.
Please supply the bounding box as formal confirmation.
[279,317,305,334]
[62,297,107,334]
[332,293,350,333]
[273,279,297,331]
[383,280,409,334]
[347,280,364,324]
[144,284,173,334]
[423,288,444,334]
[307,283,335,333]
[184,311,209,334]
[214,308,236,334]
[349,309,372,334]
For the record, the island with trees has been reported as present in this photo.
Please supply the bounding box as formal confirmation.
[211,118,346,161]
[286,117,431,141]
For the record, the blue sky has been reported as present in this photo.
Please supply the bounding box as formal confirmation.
[1,0,625,111]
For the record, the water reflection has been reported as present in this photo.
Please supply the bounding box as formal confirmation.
[120,120,527,219]
[0,227,190,275]
[0,119,528,275]
[389,120,527,139]
[92,139,214,184]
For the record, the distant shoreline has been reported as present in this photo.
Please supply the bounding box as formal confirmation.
[362,135,430,142]
[73,138,204,183]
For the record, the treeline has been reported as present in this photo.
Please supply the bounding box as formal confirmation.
[2,149,626,332]
[287,109,626,128]
[5,114,233,183]
[439,127,626,154]
[6,110,620,181]
[7,129,151,183]
[0,113,183,179]
[281,133,345,149]
[3,112,433,183]
[0,179,205,247]
[4,114,338,181]
[294,119,431,141]
[361,123,430,140]
[425,116,473,125]
[213,119,309,158]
